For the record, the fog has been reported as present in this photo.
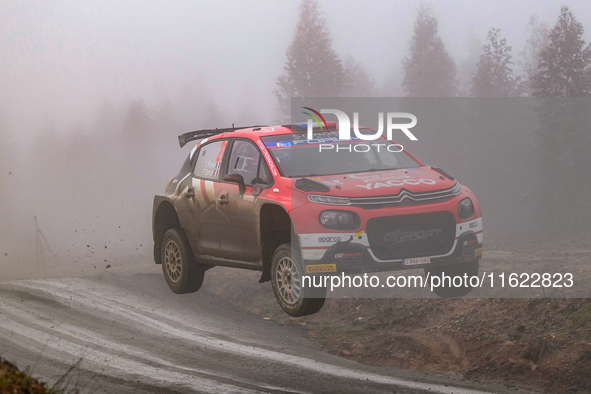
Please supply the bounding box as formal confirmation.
[1,0,590,280]
[3,0,591,133]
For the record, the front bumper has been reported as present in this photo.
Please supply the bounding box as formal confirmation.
[300,216,483,275]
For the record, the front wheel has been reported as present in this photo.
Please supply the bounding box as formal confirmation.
[425,259,479,298]
[161,228,205,294]
[271,243,326,317]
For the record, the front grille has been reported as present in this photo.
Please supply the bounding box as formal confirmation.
[350,185,460,210]
[367,212,456,260]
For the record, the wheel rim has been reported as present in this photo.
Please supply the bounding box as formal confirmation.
[275,256,301,305]
[164,239,182,284]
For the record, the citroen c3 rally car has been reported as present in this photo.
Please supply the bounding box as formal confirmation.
[152,122,483,316]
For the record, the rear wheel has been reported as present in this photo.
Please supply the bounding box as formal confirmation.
[161,228,205,294]
[425,259,479,298]
[271,243,326,317]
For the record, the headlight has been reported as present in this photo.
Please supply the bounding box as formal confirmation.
[457,198,474,220]
[319,210,360,230]
[309,195,351,205]
[451,182,463,196]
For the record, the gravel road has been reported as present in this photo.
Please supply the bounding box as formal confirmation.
[0,268,531,393]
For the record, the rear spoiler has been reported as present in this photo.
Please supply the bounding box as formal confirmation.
[178,125,267,148]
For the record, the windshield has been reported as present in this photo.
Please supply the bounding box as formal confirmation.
[261,132,420,177]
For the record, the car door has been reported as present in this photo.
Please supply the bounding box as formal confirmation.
[181,139,229,257]
[216,139,270,263]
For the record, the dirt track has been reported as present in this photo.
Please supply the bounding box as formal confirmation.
[0,266,531,394]
[200,240,591,393]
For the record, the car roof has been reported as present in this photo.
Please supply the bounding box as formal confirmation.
[210,121,340,141]
[191,125,293,152]
[229,125,293,138]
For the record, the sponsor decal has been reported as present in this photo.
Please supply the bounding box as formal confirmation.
[308,176,343,187]
[323,177,343,185]
[356,178,437,190]
[198,140,228,178]
[354,230,365,238]
[383,229,442,243]
[256,139,278,176]
[334,252,363,260]
[474,247,483,258]
[469,221,478,229]
[292,135,362,146]
[463,239,477,247]
[349,171,406,182]
[190,178,216,211]
[255,127,275,133]
[306,264,337,274]
[292,129,340,141]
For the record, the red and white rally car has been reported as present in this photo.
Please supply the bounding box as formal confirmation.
[152,122,483,316]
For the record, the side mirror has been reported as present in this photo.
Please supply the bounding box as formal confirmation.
[224,173,246,195]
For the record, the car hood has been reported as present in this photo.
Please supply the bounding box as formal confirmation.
[296,167,457,197]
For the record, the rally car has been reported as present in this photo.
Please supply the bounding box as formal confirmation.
[152,122,483,316]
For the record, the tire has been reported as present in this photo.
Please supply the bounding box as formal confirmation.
[425,259,479,298]
[271,243,326,317]
[161,228,205,294]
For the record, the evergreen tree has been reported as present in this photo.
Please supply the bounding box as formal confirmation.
[402,6,457,97]
[471,28,521,97]
[457,33,483,96]
[342,56,377,97]
[275,0,345,116]
[530,7,591,233]
[531,6,591,97]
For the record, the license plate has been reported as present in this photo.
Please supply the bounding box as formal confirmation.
[403,257,430,266]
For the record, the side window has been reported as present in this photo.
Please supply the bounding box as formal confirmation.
[193,140,228,180]
[256,156,269,185]
[227,140,264,186]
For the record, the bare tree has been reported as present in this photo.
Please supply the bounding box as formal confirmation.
[471,28,521,97]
